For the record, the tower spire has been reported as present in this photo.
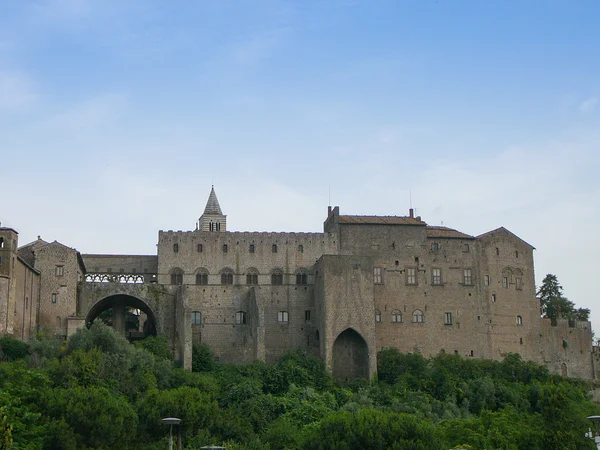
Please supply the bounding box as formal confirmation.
[198,186,226,232]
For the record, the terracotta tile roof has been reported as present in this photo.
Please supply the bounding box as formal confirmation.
[426,226,474,239]
[339,215,426,225]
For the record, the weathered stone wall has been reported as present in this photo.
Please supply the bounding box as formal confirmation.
[12,258,40,341]
[0,228,19,335]
[35,243,82,335]
[540,318,594,379]
[82,254,158,275]
[315,255,377,380]
[476,229,540,363]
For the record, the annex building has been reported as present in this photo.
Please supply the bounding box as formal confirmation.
[0,187,595,380]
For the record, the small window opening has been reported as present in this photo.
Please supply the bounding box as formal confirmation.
[272,244,278,253]
[495,247,500,256]
[191,311,202,325]
[278,311,289,323]
[305,310,311,321]
[298,244,304,253]
[249,244,255,253]
[444,312,453,325]
[223,244,228,253]
[197,244,203,252]
[235,311,247,325]
[375,310,381,322]
[51,293,57,303]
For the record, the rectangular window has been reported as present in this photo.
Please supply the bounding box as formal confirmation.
[484,275,490,286]
[406,267,417,285]
[51,293,57,303]
[463,269,472,285]
[249,244,255,253]
[516,277,522,290]
[375,311,382,322]
[502,277,509,288]
[432,242,440,251]
[173,243,179,253]
[432,268,442,285]
[278,311,289,323]
[444,312,453,325]
[235,311,247,325]
[55,265,64,277]
[191,311,201,325]
[492,294,497,303]
[272,244,278,253]
[298,244,304,253]
[462,243,470,253]
[305,310,311,321]
[373,267,383,284]
[246,273,258,285]
[223,244,228,253]
[197,244,203,252]
[495,247,500,256]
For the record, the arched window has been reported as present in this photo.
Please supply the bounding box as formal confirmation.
[170,268,183,285]
[235,311,247,325]
[191,311,202,325]
[195,269,208,285]
[271,269,283,285]
[221,269,234,285]
[392,310,402,323]
[246,269,259,285]
[516,315,523,326]
[412,309,424,323]
[296,271,308,285]
[375,310,381,323]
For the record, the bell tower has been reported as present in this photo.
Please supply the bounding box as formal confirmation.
[198,186,226,232]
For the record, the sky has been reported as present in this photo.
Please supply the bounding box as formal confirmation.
[1,1,599,328]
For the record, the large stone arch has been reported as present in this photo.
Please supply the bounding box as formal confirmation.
[86,294,158,338]
[332,328,369,380]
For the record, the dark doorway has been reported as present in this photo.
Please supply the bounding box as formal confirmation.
[332,328,369,380]
[86,294,157,340]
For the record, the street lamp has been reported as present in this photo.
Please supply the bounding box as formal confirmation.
[162,417,181,450]
[585,416,600,449]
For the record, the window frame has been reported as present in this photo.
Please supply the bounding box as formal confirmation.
[191,311,202,325]
[296,272,308,285]
[271,271,283,285]
[55,265,64,277]
[516,315,523,326]
[195,272,208,285]
[406,267,417,285]
[373,267,383,284]
[391,310,403,323]
[278,311,289,323]
[235,311,247,325]
[463,268,473,285]
[51,293,57,304]
[412,309,424,323]
[502,276,509,289]
[221,270,234,285]
[431,268,442,285]
[246,272,258,285]
[444,312,453,325]
[375,310,382,323]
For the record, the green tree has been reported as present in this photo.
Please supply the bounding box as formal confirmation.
[0,406,13,450]
[537,274,590,320]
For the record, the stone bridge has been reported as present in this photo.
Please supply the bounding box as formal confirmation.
[76,273,191,368]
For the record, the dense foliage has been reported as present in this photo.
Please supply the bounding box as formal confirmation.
[0,323,597,449]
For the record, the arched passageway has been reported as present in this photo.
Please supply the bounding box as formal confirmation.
[332,328,369,380]
[86,294,157,340]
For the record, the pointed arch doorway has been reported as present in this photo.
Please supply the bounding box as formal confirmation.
[332,328,369,380]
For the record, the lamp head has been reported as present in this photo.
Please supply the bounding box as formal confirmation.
[162,417,181,425]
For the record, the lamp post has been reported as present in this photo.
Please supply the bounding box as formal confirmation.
[162,417,181,450]
[585,415,600,449]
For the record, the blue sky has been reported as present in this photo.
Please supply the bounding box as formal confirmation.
[1,1,599,329]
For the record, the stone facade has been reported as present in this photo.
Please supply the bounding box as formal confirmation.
[1,188,595,380]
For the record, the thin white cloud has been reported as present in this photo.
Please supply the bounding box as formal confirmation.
[580,96,597,114]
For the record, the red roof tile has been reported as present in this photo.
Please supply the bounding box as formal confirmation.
[426,226,474,239]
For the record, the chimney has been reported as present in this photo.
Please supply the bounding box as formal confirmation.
[409,208,414,218]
